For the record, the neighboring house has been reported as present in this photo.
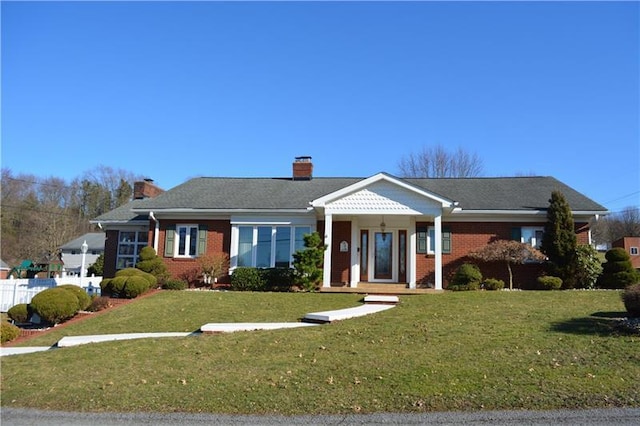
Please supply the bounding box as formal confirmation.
[92,157,608,289]
[612,237,640,270]
[0,259,10,279]
[59,232,106,276]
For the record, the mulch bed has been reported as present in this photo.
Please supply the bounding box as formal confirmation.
[2,288,163,347]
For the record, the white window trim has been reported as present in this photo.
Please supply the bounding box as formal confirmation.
[427,226,436,255]
[631,247,639,256]
[230,224,314,270]
[521,226,544,249]
[175,224,199,258]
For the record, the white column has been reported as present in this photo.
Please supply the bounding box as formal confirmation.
[409,216,417,289]
[434,214,443,290]
[350,217,359,288]
[322,213,333,288]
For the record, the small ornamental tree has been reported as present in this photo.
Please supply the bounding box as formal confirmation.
[136,246,169,284]
[292,232,327,292]
[469,240,546,290]
[540,191,578,288]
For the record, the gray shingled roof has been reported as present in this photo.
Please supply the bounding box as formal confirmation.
[406,176,606,211]
[93,175,606,221]
[59,233,106,250]
[92,199,153,222]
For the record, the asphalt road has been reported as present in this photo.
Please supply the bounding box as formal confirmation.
[2,407,639,425]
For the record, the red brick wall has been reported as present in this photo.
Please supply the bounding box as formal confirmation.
[415,221,590,289]
[156,220,232,283]
[330,221,351,284]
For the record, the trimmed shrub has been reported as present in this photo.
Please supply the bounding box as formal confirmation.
[88,296,111,312]
[230,267,264,291]
[8,303,30,323]
[58,285,91,311]
[538,276,563,290]
[448,263,482,291]
[597,248,640,289]
[100,278,113,295]
[122,275,150,298]
[110,276,129,297]
[1,322,21,343]
[136,246,169,284]
[622,284,640,318]
[30,287,81,324]
[260,268,294,292]
[116,268,157,288]
[483,278,505,291]
[163,279,187,290]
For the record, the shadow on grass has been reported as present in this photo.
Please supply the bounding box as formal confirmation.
[550,312,631,336]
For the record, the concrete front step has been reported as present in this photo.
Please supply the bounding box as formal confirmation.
[303,304,395,323]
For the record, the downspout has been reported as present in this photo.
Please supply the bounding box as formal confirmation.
[149,211,159,253]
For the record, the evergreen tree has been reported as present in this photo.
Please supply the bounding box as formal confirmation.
[540,191,578,288]
[292,232,327,292]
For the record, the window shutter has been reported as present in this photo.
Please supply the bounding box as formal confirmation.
[442,227,451,254]
[417,225,428,254]
[511,227,522,241]
[197,224,208,256]
[164,225,175,257]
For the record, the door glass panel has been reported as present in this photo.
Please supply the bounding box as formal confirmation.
[374,232,392,279]
[360,231,368,281]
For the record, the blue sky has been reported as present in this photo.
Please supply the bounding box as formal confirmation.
[2,1,638,213]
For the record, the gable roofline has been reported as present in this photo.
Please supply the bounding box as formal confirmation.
[311,172,456,208]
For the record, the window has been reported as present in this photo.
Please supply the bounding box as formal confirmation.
[417,225,451,254]
[233,225,311,268]
[164,224,207,258]
[512,227,544,248]
[116,231,148,269]
[631,247,639,256]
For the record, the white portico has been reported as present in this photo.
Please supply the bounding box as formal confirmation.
[311,173,455,290]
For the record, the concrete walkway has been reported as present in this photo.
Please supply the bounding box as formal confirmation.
[1,296,398,357]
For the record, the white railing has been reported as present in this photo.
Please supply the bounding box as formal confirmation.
[0,276,103,312]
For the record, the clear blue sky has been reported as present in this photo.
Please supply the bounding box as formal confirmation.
[2,1,638,213]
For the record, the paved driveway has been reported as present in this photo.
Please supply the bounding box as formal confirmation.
[3,407,640,425]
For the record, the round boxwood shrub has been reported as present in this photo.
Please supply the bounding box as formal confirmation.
[622,283,640,318]
[483,278,505,291]
[448,263,482,291]
[163,279,187,290]
[30,287,81,324]
[8,303,30,323]
[116,268,157,289]
[538,276,563,290]
[231,267,264,291]
[122,275,150,298]
[1,322,21,343]
[57,284,91,311]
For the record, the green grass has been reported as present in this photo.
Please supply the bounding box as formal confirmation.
[2,290,638,414]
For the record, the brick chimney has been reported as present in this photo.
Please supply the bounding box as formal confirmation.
[292,156,313,180]
[133,178,164,199]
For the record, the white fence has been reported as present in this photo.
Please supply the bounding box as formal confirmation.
[0,276,103,312]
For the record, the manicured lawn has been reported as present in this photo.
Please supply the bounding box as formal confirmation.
[1,290,638,415]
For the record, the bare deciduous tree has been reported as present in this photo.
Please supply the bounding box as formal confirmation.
[397,144,484,178]
[590,206,640,247]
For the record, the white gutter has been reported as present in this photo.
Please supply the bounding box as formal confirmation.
[149,211,159,253]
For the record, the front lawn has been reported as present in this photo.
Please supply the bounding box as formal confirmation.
[1,290,638,414]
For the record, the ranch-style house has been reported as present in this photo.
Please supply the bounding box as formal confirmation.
[92,157,607,290]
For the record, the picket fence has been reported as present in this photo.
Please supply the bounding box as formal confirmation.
[0,276,103,312]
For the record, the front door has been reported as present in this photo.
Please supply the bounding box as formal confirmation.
[374,232,393,280]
